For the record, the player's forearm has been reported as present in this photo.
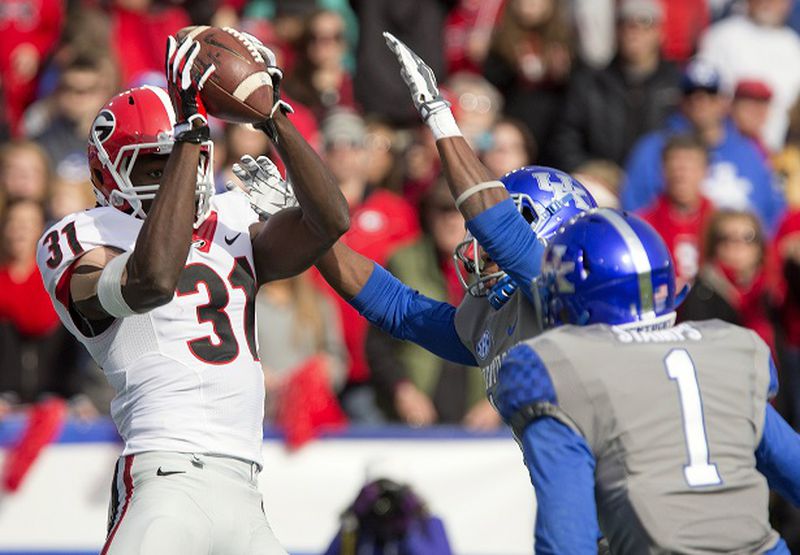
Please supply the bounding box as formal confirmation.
[316,242,375,301]
[271,112,349,242]
[317,244,476,365]
[125,142,201,309]
[437,136,510,220]
[349,263,477,366]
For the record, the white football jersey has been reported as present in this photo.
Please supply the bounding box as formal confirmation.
[37,192,265,465]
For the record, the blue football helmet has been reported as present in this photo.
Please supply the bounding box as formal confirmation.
[536,208,682,329]
[454,166,597,309]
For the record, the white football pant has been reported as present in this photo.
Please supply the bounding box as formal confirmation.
[101,451,287,555]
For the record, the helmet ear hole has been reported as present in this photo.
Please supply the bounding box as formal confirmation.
[92,169,104,185]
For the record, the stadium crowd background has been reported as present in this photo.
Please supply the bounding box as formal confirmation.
[2,0,800,540]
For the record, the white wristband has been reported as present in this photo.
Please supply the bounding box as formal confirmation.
[97,251,137,318]
[454,181,506,210]
[427,108,462,140]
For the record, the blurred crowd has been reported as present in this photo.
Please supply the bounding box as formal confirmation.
[2,0,800,445]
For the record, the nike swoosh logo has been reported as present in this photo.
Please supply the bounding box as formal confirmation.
[507,319,518,336]
[224,233,242,245]
[156,467,186,477]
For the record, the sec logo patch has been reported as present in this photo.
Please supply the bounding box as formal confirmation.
[476,329,492,361]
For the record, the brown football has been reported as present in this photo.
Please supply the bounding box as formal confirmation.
[176,26,273,124]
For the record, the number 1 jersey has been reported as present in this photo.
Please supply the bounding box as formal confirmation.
[36,192,265,465]
[516,320,780,553]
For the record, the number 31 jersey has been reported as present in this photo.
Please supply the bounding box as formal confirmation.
[37,192,265,466]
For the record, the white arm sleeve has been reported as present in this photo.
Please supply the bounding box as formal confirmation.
[97,251,138,318]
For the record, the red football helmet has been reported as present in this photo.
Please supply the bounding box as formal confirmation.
[88,85,214,226]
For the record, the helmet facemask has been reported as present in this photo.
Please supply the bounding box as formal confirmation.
[93,130,215,228]
[89,87,216,229]
[453,191,562,308]
[453,230,506,299]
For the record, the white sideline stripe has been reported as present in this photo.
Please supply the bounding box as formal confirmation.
[597,208,655,317]
[232,72,271,102]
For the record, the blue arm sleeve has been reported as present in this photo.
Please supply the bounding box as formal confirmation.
[466,199,545,302]
[769,355,779,399]
[521,418,600,554]
[756,403,800,507]
[350,263,477,366]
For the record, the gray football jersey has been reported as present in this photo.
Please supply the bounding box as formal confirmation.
[524,319,779,554]
[455,290,542,382]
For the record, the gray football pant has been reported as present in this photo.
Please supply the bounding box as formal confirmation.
[101,451,287,555]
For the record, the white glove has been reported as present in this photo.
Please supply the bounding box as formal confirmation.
[226,154,298,219]
[383,32,451,122]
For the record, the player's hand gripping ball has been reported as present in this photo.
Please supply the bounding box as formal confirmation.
[174,26,279,124]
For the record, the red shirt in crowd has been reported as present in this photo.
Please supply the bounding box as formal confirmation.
[775,209,800,348]
[660,0,710,64]
[443,0,505,75]
[312,190,420,384]
[0,0,64,135]
[110,4,190,87]
[716,261,777,355]
[640,195,715,283]
[0,263,59,336]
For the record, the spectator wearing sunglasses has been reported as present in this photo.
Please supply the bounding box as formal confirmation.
[678,209,778,354]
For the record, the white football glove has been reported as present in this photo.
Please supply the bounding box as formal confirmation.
[226,154,298,219]
[383,31,451,122]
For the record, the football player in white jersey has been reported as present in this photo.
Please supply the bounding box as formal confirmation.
[35,33,349,555]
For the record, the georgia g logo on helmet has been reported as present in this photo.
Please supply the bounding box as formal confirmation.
[92,110,116,144]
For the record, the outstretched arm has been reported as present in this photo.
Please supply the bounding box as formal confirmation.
[317,243,477,366]
[383,33,543,290]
